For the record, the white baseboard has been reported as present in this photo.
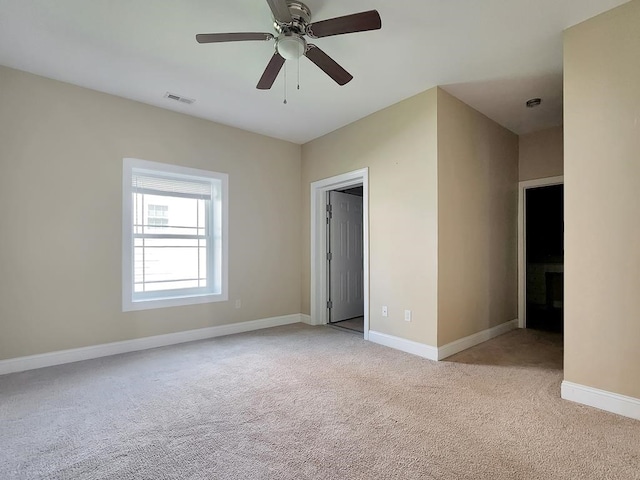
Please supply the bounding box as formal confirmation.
[0,314,303,376]
[299,314,318,326]
[561,381,640,421]
[368,331,438,361]
[437,319,518,360]
[368,319,518,363]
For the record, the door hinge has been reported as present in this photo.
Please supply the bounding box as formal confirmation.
[326,252,332,261]
[326,203,333,219]
[327,300,332,309]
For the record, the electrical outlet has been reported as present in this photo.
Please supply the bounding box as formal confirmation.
[404,310,412,322]
[235,299,242,309]
[382,306,388,317]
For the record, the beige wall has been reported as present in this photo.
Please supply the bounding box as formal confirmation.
[519,126,564,181]
[437,89,519,346]
[564,0,640,398]
[0,66,301,360]
[301,88,439,346]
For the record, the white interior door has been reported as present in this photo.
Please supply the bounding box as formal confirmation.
[328,191,364,323]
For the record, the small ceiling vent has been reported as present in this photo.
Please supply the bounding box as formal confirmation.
[164,92,195,105]
[526,98,542,108]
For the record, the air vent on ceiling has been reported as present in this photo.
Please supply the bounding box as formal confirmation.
[164,92,195,105]
[526,98,542,108]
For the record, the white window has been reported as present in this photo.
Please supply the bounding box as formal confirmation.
[122,158,228,311]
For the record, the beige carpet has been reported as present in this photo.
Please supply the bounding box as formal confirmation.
[0,325,638,480]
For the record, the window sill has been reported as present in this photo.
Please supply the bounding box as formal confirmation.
[123,292,227,312]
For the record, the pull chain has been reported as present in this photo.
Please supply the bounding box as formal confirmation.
[297,56,300,90]
[283,62,287,105]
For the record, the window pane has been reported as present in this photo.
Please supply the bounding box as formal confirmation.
[134,238,202,291]
[198,199,206,236]
[199,244,207,285]
[138,194,202,235]
[140,248,198,283]
[133,217,209,294]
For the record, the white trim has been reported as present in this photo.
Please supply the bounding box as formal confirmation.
[310,169,370,339]
[437,319,518,360]
[0,314,302,376]
[123,292,226,312]
[368,331,439,361]
[300,313,321,327]
[561,381,640,421]
[368,320,517,362]
[122,158,229,312]
[518,176,564,328]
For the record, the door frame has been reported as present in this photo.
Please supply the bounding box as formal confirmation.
[518,175,564,328]
[310,168,369,339]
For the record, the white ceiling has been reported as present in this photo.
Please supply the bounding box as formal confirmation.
[0,0,628,144]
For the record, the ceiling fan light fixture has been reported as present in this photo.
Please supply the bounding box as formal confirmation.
[276,34,306,60]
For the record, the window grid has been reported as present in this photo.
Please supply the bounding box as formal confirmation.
[133,195,208,294]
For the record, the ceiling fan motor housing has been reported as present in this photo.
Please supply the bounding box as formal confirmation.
[274,1,311,35]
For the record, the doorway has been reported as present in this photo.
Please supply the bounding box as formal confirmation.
[518,176,564,332]
[326,187,365,333]
[310,168,369,338]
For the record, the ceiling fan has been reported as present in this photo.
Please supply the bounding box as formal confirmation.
[196,0,382,89]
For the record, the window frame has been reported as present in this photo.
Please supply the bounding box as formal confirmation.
[122,158,228,312]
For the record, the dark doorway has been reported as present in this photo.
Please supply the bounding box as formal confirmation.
[525,184,564,333]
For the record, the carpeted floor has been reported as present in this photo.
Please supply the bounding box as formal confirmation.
[0,325,638,480]
[329,316,364,333]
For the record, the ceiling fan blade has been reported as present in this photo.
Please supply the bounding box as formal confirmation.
[256,53,286,90]
[266,0,293,24]
[196,32,274,43]
[307,10,382,38]
[304,44,353,86]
